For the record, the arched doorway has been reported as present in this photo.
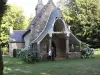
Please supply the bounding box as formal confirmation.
[52,18,66,58]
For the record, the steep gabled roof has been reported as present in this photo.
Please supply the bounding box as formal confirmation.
[26,0,56,30]
[31,8,63,43]
[24,0,56,41]
[23,0,56,38]
[9,30,26,43]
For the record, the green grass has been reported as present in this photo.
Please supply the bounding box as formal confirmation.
[3,50,100,75]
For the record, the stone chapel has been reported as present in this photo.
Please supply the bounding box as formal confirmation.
[9,0,81,59]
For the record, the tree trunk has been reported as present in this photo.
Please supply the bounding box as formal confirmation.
[0,49,3,75]
[0,1,7,74]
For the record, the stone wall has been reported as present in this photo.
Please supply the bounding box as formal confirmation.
[9,43,24,56]
[24,32,31,48]
[68,52,81,58]
[40,35,49,60]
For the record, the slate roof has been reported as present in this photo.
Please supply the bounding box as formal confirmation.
[26,0,56,42]
[31,8,62,43]
[26,0,56,30]
[9,30,26,43]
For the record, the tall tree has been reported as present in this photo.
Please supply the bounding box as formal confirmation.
[0,4,29,48]
[0,0,7,75]
[1,4,29,30]
[58,0,100,48]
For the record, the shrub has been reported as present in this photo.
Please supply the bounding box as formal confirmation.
[25,50,39,63]
[2,47,8,55]
[95,48,100,51]
[81,43,95,58]
[16,48,27,60]
[16,48,22,58]
[19,50,26,60]
[16,43,40,63]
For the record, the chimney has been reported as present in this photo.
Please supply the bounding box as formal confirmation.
[10,26,13,34]
[68,26,71,30]
[38,0,43,4]
[35,0,44,15]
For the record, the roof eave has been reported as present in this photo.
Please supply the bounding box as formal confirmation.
[22,29,31,37]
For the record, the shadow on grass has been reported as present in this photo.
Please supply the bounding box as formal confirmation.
[3,53,100,75]
[3,56,33,75]
[4,67,33,75]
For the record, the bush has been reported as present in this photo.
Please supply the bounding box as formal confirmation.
[2,47,8,55]
[25,50,39,63]
[95,48,100,51]
[16,48,27,60]
[16,48,22,58]
[16,43,40,63]
[81,43,95,58]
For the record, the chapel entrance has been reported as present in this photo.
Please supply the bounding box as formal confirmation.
[52,34,66,58]
[48,18,67,59]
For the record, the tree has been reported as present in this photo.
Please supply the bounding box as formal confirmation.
[58,0,100,48]
[0,0,7,75]
[1,4,29,30]
[0,4,29,48]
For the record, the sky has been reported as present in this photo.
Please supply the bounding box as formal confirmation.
[8,0,59,18]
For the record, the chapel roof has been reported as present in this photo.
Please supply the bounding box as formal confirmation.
[9,30,26,43]
[23,0,56,41]
[26,0,56,30]
[31,8,63,43]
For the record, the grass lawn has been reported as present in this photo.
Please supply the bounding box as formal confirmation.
[3,50,100,75]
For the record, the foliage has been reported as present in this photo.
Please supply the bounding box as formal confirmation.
[0,0,7,75]
[95,48,100,51]
[16,43,40,63]
[1,47,8,55]
[2,4,29,30]
[16,48,22,58]
[0,0,7,22]
[81,42,89,50]
[0,4,29,48]
[81,42,95,58]
[94,49,100,55]
[26,50,39,63]
[58,0,100,48]
[17,49,27,61]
